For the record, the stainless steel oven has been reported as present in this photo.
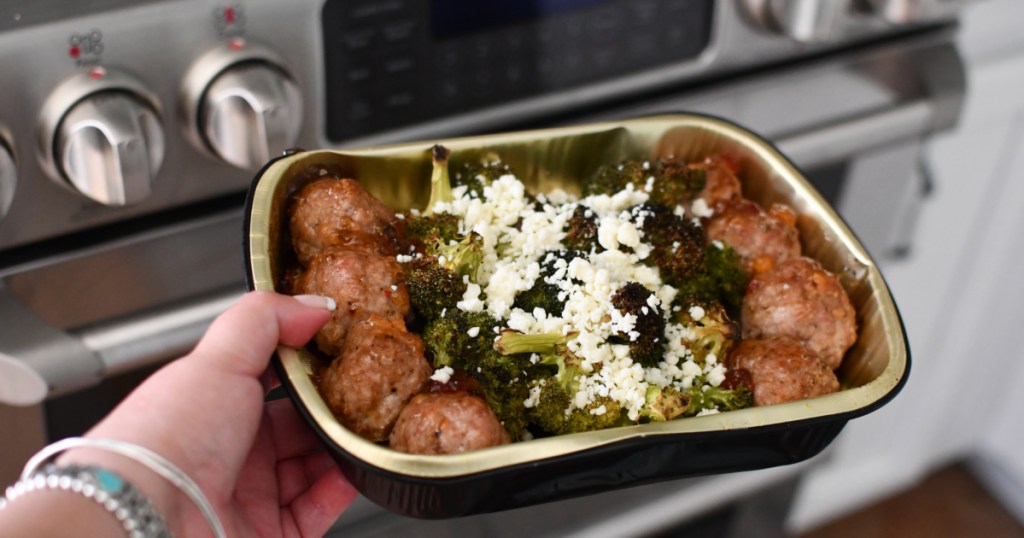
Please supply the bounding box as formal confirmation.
[1,0,970,534]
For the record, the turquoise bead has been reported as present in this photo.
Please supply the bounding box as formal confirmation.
[94,468,124,493]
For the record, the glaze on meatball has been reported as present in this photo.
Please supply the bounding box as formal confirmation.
[741,257,857,370]
[726,336,839,406]
[706,199,801,275]
[289,177,400,264]
[293,247,410,357]
[389,391,511,454]
[320,315,432,442]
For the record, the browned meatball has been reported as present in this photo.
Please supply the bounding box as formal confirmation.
[742,257,857,370]
[294,247,410,356]
[389,391,511,454]
[726,336,839,406]
[320,315,432,442]
[289,177,399,264]
[690,155,743,214]
[706,199,801,275]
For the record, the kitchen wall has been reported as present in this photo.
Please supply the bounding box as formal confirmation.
[787,0,1024,531]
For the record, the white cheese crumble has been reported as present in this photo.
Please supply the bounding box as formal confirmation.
[430,366,455,384]
[434,169,733,421]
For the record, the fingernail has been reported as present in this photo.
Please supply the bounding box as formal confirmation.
[293,294,337,311]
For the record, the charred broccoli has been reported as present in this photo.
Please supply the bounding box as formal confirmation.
[680,382,753,416]
[423,309,532,439]
[632,203,749,308]
[703,241,750,311]
[494,330,625,435]
[512,249,585,316]
[609,282,666,368]
[451,158,513,199]
[404,212,461,248]
[404,145,462,250]
[585,158,707,207]
[403,231,483,320]
[639,385,691,422]
[673,301,740,364]
[563,205,601,254]
[634,203,707,287]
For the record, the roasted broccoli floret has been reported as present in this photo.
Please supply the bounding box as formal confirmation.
[452,158,513,199]
[672,300,740,364]
[609,282,666,368]
[639,385,691,422]
[494,331,624,435]
[633,202,749,308]
[404,145,462,251]
[423,310,532,440]
[563,205,601,253]
[404,212,461,248]
[680,382,753,417]
[585,158,707,207]
[512,249,585,316]
[403,231,483,320]
[634,203,707,287]
[702,241,750,311]
[653,159,706,207]
[528,378,624,436]
[405,259,467,321]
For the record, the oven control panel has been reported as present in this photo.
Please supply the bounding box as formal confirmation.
[0,0,968,254]
[321,0,714,142]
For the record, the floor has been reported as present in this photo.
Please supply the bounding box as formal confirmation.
[795,461,1024,538]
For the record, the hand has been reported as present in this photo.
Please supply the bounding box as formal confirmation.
[66,291,357,537]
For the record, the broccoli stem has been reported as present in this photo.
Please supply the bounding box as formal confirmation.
[425,144,452,214]
[493,331,568,355]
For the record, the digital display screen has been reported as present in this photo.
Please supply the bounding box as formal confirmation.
[431,0,609,39]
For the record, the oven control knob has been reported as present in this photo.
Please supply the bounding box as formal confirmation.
[743,0,847,43]
[39,69,164,206]
[0,134,15,220]
[181,41,302,171]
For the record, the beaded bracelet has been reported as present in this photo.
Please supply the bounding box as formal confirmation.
[2,463,171,537]
[4,437,226,538]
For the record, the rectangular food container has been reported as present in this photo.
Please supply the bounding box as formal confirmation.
[243,114,909,519]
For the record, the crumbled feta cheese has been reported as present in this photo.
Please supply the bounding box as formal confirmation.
[430,366,454,383]
[467,326,480,337]
[433,169,741,422]
[691,198,713,218]
[689,305,706,321]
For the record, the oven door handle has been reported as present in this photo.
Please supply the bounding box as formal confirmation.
[772,100,934,170]
[0,287,242,406]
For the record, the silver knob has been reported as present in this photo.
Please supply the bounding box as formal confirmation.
[38,69,164,206]
[0,130,15,221]
[181,41,302,171]
[744,0,849,43]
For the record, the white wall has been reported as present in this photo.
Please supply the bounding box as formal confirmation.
[787,0,1024,531]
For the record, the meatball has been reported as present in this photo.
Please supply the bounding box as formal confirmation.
[726,336,839,406]
[320,315,432,442]
[706,199,801,275]
[289,177,399,264]
[690,155,743,214]
[742,257,857,370]
[389,391,511,455]
[294,247,410,356]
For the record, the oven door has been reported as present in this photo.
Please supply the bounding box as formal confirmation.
[0,23,963,536]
